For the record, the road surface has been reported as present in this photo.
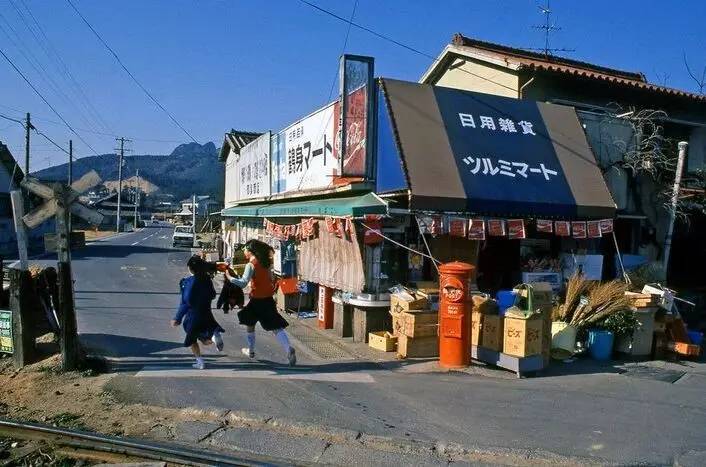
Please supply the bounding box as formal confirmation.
[45,224,706,465]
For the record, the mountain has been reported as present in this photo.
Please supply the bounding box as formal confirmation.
[33,142,222,201]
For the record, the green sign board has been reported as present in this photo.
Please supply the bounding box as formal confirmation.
[0,310,12,354]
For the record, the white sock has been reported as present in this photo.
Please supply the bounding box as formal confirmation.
[274,329,291,354]
[196,357,204,364]
[213,330,223,342]
[246,332,256,353]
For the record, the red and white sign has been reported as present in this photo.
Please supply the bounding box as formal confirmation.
[507,219,526,239]
[599,219,614,234]
[334,85,368,176]
[468,219,486,240]
[555,221,570,237]
[487,219,506,237]
[572,221,587,239]
[536,219,553,233]
[587,221,602,238]
[448,217,467,237]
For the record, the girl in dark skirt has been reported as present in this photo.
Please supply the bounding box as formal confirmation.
[172,255,225,369]
[225,239,296,366]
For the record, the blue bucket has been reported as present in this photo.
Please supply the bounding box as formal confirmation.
[688,330,704,347]
[496,290,516,316]
[587,329,614,361]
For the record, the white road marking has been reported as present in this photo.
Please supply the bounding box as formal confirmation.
[134,367,375,383]
[130,229,161,246]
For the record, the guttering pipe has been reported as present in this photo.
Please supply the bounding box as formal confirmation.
[662,141,688,279]
[519,75,536,99]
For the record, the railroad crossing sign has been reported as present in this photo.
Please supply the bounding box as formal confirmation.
[17,170,104,370]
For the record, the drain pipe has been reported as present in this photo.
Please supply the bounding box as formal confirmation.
[662,141,688,278]
[519,74,536,99]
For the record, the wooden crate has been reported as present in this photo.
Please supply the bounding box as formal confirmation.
[333,301,354,338]
[397,334,438,358]
[369,332,397,352]
[503,315,543,357]
[480,314,503,352]
[396,310,437,338]
[353,306,391,343]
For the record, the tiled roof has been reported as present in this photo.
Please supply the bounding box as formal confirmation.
[218,130,263,161]
[451,33,706,102]
[0,141,24,190]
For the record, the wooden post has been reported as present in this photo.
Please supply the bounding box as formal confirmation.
[10,190,29,271]
[58,261,78,370]
[9,268,34,368]
[55,185,79,370]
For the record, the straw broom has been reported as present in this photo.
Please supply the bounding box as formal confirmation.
[570,280,631,328]
[557,273,590,322]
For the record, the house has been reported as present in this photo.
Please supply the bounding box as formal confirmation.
[89,192,137,231]
[219,130,262,209]
[420,33,706,285]
[180,195,222,217]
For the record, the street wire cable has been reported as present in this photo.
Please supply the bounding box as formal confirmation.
[66,0,199,144]
[0,46,100,156]
[33,128,71,157]
[0,112,25,125]
[15,0,115,134]
[296,0,518,94]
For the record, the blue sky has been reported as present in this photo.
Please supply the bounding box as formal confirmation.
[1,0,705,172]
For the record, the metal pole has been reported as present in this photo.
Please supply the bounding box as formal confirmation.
[116,138,124,232]
[24,113,30,175]
[663,141,688,278]
[68,140,73,232]
[192,193,196,246]
[134,169,139,227]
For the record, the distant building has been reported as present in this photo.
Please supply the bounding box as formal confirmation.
[180,195,222,217]
[89,192,137,231]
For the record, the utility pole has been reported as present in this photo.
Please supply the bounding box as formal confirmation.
[134,169,140,227]
[663,141,688,279]
[68,140,73,232]
[115,137,130,232]
[192,193,196,247]
[24,113,31,175]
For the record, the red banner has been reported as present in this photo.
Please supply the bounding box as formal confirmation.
[599,219,614,234]
[555,221,570,237]
[448,217,467,237]
[507,219,526,240]
[587,221,602,238]
[572,221,587,239]
[334,85,368,177]
[468,219,485,240]
[487,219,506,237]
[536,219,553,233]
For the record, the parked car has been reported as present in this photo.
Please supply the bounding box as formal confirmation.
[172,225,194,247]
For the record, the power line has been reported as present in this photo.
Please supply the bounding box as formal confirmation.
[16,0,115,133]
[0,45,101,156]
[66,0,199,144]
[296,0,518,94]
[0,112,24,125]
[33,128,70,157]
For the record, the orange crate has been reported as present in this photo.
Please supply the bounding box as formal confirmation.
[670,341,701,357]
[279,277,299,295]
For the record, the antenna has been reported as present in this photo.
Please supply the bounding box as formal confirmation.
[528,1,575,57]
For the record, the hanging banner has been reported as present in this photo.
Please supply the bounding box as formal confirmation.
[237,132,272,200]
[0,310,13,354]
[507,219,526,239]
[536,219,553,233]
[487,219,506,237]
[587,221,602,238]
[599,219,614,234]
[430,216,443,237]
[448,217,467,237]
[337,55,374,178]
[468,219,486,240]
[572,221,587,239]
[555,221,570,237]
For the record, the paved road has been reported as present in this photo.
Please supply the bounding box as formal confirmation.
[55,226,706,465]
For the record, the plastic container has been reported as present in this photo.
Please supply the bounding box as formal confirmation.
[496,290,516,316]
[551,322,577,359]
[587,329,614,361]
[687,330,704,347]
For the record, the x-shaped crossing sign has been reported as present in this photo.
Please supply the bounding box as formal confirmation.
[20,170,104,229]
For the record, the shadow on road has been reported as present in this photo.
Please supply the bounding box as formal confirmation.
[74,244,176,259]
[76,290,180,295]
[81,333,184,358]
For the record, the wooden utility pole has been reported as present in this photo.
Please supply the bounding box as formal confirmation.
[24,113,31,175]
[134,169,140,227]
[116,137,125,232]
[68,140,73,232]
[9,268,34,367]
[10,191,28,271]
[192,193,196,247]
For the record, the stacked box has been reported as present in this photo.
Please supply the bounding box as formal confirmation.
[503,314,543,357]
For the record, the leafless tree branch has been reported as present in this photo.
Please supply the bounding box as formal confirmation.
[683,51,706,94]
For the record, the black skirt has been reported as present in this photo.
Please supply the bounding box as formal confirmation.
[238,297,289,331]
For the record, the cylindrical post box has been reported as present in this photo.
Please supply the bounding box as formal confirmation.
[438,262,475,368]
[318,285,334,329]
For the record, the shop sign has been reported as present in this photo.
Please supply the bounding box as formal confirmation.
[536,219,553,233]
[273,103,338,194]
[572,221,587,239]
[507,219,526,239]
[335,85,368,176]
[238,132,271,201]
[468,219,485,240]
[487,219,506,237]
[587,221,602,238]
[555,221,570,237]
[599,219,614,234]
[0,310,12,354]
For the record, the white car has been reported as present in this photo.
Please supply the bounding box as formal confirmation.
[172,225,194,247]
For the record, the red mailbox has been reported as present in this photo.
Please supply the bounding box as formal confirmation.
[318,285,334,329]
[438,262,475,368]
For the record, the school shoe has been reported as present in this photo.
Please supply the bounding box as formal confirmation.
[288,348,297,367]
[213,333,224,352]
[192,361,206,370]
[241,347,255,358]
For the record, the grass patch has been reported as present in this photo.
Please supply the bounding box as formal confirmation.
[49,412,87,430]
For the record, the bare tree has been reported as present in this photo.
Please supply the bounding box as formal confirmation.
[683,52,706,94]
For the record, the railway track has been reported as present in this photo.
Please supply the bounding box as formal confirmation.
[0,418,287,466]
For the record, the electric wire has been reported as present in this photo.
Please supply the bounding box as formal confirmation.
[65,0,199,144]
[0,45,101,156]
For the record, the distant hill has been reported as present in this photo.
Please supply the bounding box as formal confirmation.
[33,142,222,201]
[104,175,159,194]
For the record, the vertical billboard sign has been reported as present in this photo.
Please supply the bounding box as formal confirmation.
[224,146,240,207]
[337,54,375,178]
[238,131,272,201]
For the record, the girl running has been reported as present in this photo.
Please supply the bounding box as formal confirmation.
[225,239,296,366]
[172,255,225,369]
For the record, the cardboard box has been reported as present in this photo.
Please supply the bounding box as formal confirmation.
[397,334,439,358]
[471,312,482,346]
[480,314,503,352]
[504,315,543,357]
[414,281,439,295]
[671,341,700,357]
[398,310,437,337]
[368,332,397,352]
[390,291,429,313]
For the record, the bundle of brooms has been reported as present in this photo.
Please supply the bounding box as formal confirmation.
[552,274,632,329]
